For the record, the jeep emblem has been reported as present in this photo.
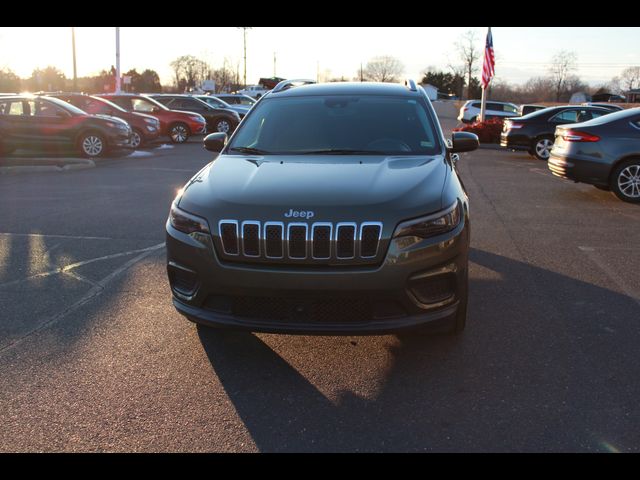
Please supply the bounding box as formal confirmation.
[284,209,315,219]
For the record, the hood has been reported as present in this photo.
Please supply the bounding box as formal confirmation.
[178,155,449,226]
[92,114,129,126]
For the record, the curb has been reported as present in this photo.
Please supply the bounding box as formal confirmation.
[0,159,95,175]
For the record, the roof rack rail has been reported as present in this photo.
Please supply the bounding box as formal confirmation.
[404,79,417,92]
[272,79,316,94]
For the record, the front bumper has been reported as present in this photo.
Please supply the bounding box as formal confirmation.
[107,130,133,148]
[165,215,469,335]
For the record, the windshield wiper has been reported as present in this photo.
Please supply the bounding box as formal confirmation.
[228,146,272,155]
[298,149,389,155]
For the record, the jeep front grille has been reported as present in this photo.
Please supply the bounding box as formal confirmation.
[217,220,383,264]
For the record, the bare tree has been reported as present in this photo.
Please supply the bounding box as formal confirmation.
[170,55,213,91]
[548,51,577,102]
[455,30,480,100]
[620,66,640,91]
[362,56,405,83]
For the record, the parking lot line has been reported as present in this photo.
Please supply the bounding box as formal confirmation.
[0,232,115,241]
[0,243,165,354]
[0,243,165,289]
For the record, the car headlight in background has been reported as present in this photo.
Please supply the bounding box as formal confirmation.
[169,203,210,235]
[144,117,160,127]
[190,115,206,123]
[393,201,461,239]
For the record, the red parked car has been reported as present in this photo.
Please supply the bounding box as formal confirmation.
[46,93,161,148]
[97,94,207,143]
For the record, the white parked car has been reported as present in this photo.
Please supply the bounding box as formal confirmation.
[236,85,269,99]
[457,100,519,123]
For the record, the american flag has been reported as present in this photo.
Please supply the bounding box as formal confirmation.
[481,27,495,89]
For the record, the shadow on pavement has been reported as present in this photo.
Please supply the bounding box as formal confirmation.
[197,247,640,452]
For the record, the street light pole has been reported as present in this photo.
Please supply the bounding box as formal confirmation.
[115,27,121,94]
[237,27,252,88]
[71,27,78,91]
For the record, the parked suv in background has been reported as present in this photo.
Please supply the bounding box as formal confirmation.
[194,94,251,119]
[166,80,479,335]
[457,100,519,124]
[549,107,640,203]
[98,93,206,143]
[47,93,160,148]
[0,95,131,157]
[149,94,240,133]
[500,105,612,160]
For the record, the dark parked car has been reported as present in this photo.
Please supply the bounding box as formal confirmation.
[194,94,250,119]
[148,94,240,134]
[166,80,479,336]
[0,95,132,157]
[98,93,206,144]
[519,104,546,116]
[47,93,161,148]
[548,107,640,203]
[500,105,613,160]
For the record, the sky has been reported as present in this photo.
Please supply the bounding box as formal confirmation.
[1,27,639,88]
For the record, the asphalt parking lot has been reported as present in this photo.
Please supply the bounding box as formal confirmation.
[1,102,639,452]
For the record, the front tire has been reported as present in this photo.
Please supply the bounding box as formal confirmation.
[168,122,190,144]
[532,136,554,161]
[130,128,144,149]
[610,159,640,203]
[79,132,106,158]
[214,117,235,134]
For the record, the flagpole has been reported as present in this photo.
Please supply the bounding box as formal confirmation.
[479,26,490,123]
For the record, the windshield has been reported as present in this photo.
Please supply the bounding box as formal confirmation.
[227,95,442,156]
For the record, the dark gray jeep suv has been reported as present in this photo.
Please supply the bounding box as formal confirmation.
[166,80,478,335]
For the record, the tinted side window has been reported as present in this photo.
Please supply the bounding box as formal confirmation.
[84,99,110,114]
[550,110,579,122]
[503,104,518,114]
[110,97,132,110]
[1,100,26,115]
[131,98,157,112]
[34,100,67,117]
[471,102,481,109]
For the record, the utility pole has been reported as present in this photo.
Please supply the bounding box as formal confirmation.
[273,52,276,77]
[360,62,363,82]
[71,27,78,91]
[237,27,252,88]
[115,27,121,94]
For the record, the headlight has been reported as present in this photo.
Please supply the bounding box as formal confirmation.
[144,117,159,126]
[190,115,205,122]
[169,203,210,234]
[393,201,461,239]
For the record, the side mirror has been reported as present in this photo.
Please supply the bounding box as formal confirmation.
[451,131,479,153]
[203,132,227,152]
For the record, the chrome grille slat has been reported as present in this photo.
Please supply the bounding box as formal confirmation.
[217,220,382,262]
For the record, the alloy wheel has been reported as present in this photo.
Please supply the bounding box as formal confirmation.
[82,135,103,157]
[617,164,640,199]
[216,120,231,133]
[170,125,188,143]
[535,138,553,160]
[131,131,142,149]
